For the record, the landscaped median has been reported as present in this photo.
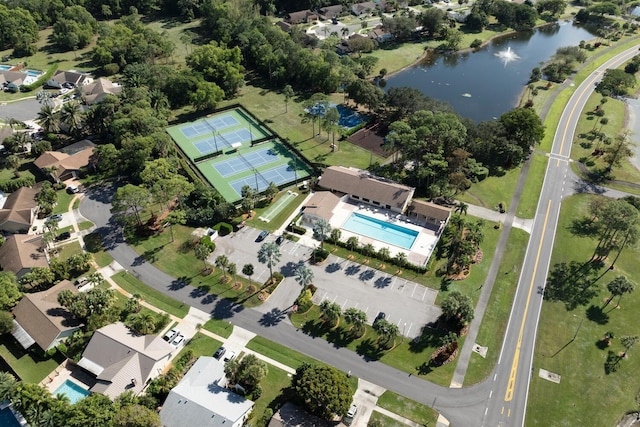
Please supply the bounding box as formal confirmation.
[111,271,189,319]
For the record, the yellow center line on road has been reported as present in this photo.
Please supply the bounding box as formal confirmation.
[505,199,552,402]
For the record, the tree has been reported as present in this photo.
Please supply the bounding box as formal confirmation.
[441,291,474,326]
[344,307,367,337]
[312,219,332,249]
[223,354,268,396]
[52,6,97,51]
[294,265,314,289]
[319,300,341,327]
[323,107,340,147]
[346,236,359,253]
[194,244,213,271]
[112,184,150,227]
[227,262,237,286]
[166,209,186,243]
[499,108,545,157]
[283,85,294,113]
[596,69,636,97]
[455,202,468,215]
[0,311,14,334]
[444,28,463,51]
[621,335,639,357]
[130,312,157,335]
[215,255,230,281]
[265,182,279,201]
[0,372,16,401]
[242,263,254,284]
[37,105,59,134]
[186,42,245,97]
[292,364,352,419]
[0,272,22,311]
[373,318,399,347]
[59,101,84,136]
[20,267,55,291]
[603,131,634,172]
[113,404,161,427]
[603,276,635,309]
[257,242,281,282]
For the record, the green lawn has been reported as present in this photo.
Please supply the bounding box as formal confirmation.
[175,332,222,360]
[56,240,83,261]
[249,365,292,427]
[376,391,439,426]
[77,220,94,231]
[368,411,406,427]
[0,336,64,383]
[244,189,309,233]
[246,335,328,371]
[52,190,75,215]
[111,271,189,319]
[515,153,548,219]
[458,165,523,210]
[527,194,640,426]
[83,232,113,268]
[202,318,234,339]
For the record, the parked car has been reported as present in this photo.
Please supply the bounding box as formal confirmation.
[374,312,386,324]
[46,214,63,222]
[163,328,179,342]
[256,230,269,242]
[171,334,185,347]
[213,346,227,359]
[75,277,89,286]
[56,231,71,241]
[343,404,358,425]
[223,350,236,362]
[275,235,284,245]
[66,184,80,194]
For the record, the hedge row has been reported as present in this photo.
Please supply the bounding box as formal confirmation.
[0,176,36,192]
[21,64,59,92]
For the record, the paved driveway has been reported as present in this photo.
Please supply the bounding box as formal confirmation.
[0,98,42,122]
[214,226,440,339]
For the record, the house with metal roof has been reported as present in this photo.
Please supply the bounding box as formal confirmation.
[11,280,82,351]
[78,322,174,399]
[160,356,254,427]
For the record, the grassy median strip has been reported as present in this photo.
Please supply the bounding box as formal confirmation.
[203,318,234,339]
[111,271,189,318]
[376,391,439,426]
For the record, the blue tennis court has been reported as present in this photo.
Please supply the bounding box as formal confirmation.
[181,114,239,138]
[229,164,301,196]
[214,148,279,177]
[217,128,253,146]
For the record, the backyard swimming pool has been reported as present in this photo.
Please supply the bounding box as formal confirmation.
[26,70,42,77]
[0,406,20,427]
[54,380,90,404]
[342,212,418,250]
[0,65,11,71]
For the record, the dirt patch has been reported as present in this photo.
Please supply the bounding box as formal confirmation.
[347,124,388,157]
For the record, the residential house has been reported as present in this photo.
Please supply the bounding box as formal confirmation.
[275,21,292,33]
[45,70,89,89]
[11,280,83,351]
[318,166,415,214]
[0,234,47,277]
[78,322,174,399]
[268,402,332,427]
[351,1,377,16]
[0,71,25,92]
[368,26,394,43]
[319,5,344,19]
[34,145,95,182]
[0,127,13,149]
[160,356,254,427]
[287,9,318,24]
[0,186,39,233]
[407,199,452,228]
[301,190,342,226]
[81,78,122,105]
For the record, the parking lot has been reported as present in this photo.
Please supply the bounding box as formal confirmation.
[212,226,441,339]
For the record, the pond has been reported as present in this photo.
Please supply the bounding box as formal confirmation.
[385,21,597,122]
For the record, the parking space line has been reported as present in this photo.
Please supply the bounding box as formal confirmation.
[341,298,349,309]
[320,291,328,302]
[410,282,417,297]
[354,302,359,309]
[362,307,368,315]
[405,322,413,337]
[421,287,428,301]
[389,276,397,291]
[332,294,338,303]
[256,270,266,281]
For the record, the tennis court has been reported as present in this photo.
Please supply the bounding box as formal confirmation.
[196,139,314,203]
[167,107,272,161]
[214,147,279,177]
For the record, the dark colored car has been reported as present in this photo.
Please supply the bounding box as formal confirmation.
[275,235,284,245]
[213,346,227,360]
[256,230,269,242]
[374,312,386,324]
[56,231,71,241]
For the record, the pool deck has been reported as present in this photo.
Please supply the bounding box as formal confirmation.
[42,360,93,397]
[328,199,439,266]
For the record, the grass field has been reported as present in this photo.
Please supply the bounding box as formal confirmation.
[111,271,189,318]
[516,153,548,219]
[258,190,297,223]
[458,164,523,210]
[0,335,64,383]
[376,391,439,426]
[527,194,640,426]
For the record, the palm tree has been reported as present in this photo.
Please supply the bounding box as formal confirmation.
[194,244,213,270]
[344,307,367,337]
[59,101,83,136]
[227,262,237,286]
[294,265,314,289]
[312,219,332,249]
[620,335,639,357]
[346,236,359,254]
[393,251,408,268]
[373,319,399,348]
[455,202,468,215]
[0,372,16,401]
[603,276,635,309]
[215,254,230,281]
[242,263,254,284]
[132,312,157,334]
[320,300,341,327]
[341,26,350,39]
[258,242,281,282]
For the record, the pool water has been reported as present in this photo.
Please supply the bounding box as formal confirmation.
[336,104,367,129]
[0,407,20,427]
[0,65,11,71]
[342,212,418,249]
[26,70,42,77]
[53,380,90,404]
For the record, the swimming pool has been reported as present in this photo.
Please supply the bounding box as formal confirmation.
[342,212,418,249]
[0,406,20,427]
[53,380,90,404]
[0,65,11,71]
[336,104,367,129]
[26,70,42,77]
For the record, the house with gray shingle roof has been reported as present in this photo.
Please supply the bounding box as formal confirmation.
[160,356,254,427]
[78,322,174,399]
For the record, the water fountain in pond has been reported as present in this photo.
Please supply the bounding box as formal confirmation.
[495,46,520,65]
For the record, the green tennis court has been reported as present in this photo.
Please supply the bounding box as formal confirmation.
[167,107,272,161]
[259,190,298,223]
[195,139,314,203]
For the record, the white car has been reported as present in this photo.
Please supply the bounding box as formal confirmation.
[164,328,179,342]
[171,334,185,347]
[223,351,236,362]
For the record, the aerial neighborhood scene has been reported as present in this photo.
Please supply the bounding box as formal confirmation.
[1,0,640,425]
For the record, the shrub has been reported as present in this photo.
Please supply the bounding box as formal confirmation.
[215,222,233,236]
[199,235,216,250]
[103,63,120,75]
[470,39,482,48]
[289,224,307,235]
[0,176,36,192]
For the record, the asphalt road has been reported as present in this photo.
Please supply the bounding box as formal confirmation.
[480,45,640,427]
[0,97,42,122]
